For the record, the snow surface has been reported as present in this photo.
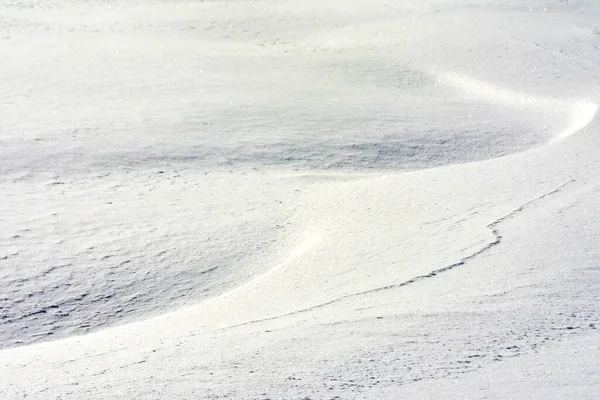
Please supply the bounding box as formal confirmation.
[1,0,600,398]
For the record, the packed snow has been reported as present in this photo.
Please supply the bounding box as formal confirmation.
[1,0,599,398]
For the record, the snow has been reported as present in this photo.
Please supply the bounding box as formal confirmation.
[1,0,599,398]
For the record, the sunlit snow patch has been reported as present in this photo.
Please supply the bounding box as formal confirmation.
[282,231,323,266]
[549,101,598,144]
[438,72,598,144]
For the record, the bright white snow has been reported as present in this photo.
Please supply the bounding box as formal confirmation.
[1,0,599,398]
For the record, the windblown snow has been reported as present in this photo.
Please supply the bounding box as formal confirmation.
[1,0,599,399]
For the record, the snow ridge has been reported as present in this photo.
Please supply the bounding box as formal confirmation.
[218,179,575,332]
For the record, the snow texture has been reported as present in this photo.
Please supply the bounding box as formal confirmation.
[1,0,599,398]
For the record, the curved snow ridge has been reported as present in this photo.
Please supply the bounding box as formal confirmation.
[214,179,576,332]
[222,230,323,298]
[551,101,598,144]
[438,72,598,144]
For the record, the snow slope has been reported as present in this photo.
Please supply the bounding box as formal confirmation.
[1,0,599,398]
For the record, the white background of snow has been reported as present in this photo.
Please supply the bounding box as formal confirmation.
[1,0,599,398]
